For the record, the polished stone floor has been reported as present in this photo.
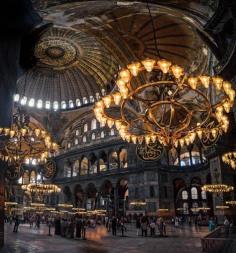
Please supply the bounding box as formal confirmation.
[0,223,208,253]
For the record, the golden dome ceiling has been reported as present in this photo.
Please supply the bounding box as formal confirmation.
[16,1,214,111]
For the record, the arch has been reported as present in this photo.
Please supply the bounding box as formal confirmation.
[91,118,97,130]
[100,180,113,196]
[89,153,98,174]
[85,183,97,210]
[64,160,72,178]
[182,190,188,200]
[73,160,80,176]
[30,170,36,183]
[74,184,84,208]
[83,123,88,132]
[191,187,198,199]
[80,157,89,175]
[109,151,119,170]
[82,135,87,143]
[91,133,96,140]
[99,151,108,172]
[119,148,128,168]
[23,170,29,184]
[63,186,72,203]
[110,128,115,136]
[101,131,105,138]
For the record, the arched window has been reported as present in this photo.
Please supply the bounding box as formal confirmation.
[92,133,96,140]
[83,124,88,133]
[83,136,87,143]
[37,99,43,109]
[100,121,106,127]
[119,148,128,168]
[45,101,51,109]
[201,190,207,200]
[73,160,80,176]
[110,129,115,136]
[36,173,41,183]
[75,139,79,145]
[28,98,35,107]
[101,131,105,138]
[191,187,198,199]
[53,101,59,111]
[81,157,89,175]
[83,97,88,104]
[109,152,118,170]
[89,161,97,174]
[18,176,23,184]
[23,170,29,184]
[75,129,79,136]
[91,119,97,130]
[90,96,95,103]
[61,101,67,109]
[64,164,72,178]
[30,171,36,183]
[99,159,107,172]
[69,100,74,108]
[76,99,81,107]
[182,190,188,200]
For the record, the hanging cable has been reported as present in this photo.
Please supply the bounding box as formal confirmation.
[146,0,161,58]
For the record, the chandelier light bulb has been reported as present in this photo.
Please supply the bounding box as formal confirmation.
[113,93,122,105]
[158,59,171,73]
[188,77,198,89]
[119,69,131,83]
[212,77,223,90]
[199,76,210,88]
[142,58,156,72]
[223,81,231,93]
[171,65,184,79]
[127,62,141,76]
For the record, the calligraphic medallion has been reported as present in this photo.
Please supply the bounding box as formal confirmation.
[136,142,163,161]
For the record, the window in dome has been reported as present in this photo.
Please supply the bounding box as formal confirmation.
[182,190,188,200]
[83,97,88,104]
[45,101,51,109]
[20,96,27,105]
[110,129,115,136]
[191,187,198,199]
[28,98,35,107]
[69,100,74,108]
[90,96,94,103]
[61,101,67,109]
[76,99,81,107]
[37,99,43,109]
[53,101,59,111]
[92,133,96,140]
[13,94,20,102]
[84,124,88,133]
[83,136,87,143]
[91,119,97,130]
[96,93,100,100]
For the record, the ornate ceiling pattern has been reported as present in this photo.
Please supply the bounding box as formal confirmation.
[17,1,214,111]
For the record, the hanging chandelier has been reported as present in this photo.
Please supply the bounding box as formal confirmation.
[225,200,236,206]
[222,152,236,169]
[26,183,61,194]
[0,109,58,165]
[94,58,234,147]
[202,184,234,193]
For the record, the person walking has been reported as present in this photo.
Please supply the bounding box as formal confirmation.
[13,216,20,233]
[136,217,141,236]
[111,216,117,236]
[150,219,156,237]
[81,218,87,240]
[120,218,126,237]
[141,216,148,237]
[75,216,82,238]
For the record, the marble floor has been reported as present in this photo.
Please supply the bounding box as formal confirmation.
[0,223,208,253]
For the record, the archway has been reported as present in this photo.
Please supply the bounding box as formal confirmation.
[63,186,72,203]
[74,184,84,208]
[85,183,97,210]
[117,178,128,216]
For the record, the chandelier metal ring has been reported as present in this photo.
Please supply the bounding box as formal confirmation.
[202,184,234,193]
[26,183,61,194]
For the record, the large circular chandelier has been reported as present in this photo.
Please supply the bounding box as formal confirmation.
[222,152,236,169]
[94,58,234,147]
[0,109,58,165]
[25,183,61,194]
[202,184,234,193]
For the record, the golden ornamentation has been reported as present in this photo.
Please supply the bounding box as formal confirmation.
[94,58,234,147]
[26,183,61,194]
[222,152,236,169]
[0,109,58,165]
[225,201,236,206]
[202,184,234,193]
